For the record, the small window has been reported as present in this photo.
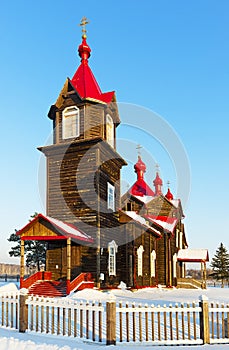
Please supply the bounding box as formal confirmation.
[107,182,115,211]
[108,240,118,276]
[106,114,114,148]
[62,106,80,139]
[137,245,144,277]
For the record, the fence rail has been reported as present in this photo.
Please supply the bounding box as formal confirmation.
[0,292,19,329]
[0,291,228,346]
[209,302,229,344]
[116,301,202,345]
[26,295,105,342]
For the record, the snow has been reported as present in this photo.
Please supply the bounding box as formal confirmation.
[46,216,93,242]
[132,195,154,204]
[0,282,229,349]
[146,216,177,233]
[177,249,209,262]
[0,283,18,293]
[124,211,161,236]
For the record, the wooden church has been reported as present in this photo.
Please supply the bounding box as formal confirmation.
[16,20,209,296]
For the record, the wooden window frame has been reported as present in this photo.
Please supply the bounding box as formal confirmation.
[62,106,80,140]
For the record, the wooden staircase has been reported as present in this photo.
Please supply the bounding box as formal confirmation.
[25,272,95,297]
[28,280,67,297]
[177,278,204,289]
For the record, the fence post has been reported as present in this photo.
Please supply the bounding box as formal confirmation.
[106,294,116,345]
[19,291,28,333]
[199,295,210,344]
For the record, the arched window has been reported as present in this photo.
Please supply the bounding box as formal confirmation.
[137,245,144,277]
[150,250,156,278]
[62,106,80,139]
[108,240,118,276]
[106,114,114,148]
[173,253,177,278]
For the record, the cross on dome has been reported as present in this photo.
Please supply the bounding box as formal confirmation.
[79,17,90,38]
[136,144,142,157]
[165,181,174,200]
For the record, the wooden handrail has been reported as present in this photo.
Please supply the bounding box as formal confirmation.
[177,277,202,289]
[21,271,52,289]
[69,273,93,293]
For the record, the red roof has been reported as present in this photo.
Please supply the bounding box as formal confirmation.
[129,179,155,197]
[129,156,155,197]
[165,188,174,200]
[71,36,114,103]
[145,214,178,233]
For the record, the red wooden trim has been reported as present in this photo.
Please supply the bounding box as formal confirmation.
[177,258,208,263]
[21,235,66,241]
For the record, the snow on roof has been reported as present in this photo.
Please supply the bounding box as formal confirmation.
[146,215,177,233]
[124,211,161,237]
[132,195,154,204]
[45,216,93,242]
[16,214,93,243]
[177,249,209,262]
[170,199,180,208]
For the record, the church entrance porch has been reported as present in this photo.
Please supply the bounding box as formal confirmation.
[17,214,94,296]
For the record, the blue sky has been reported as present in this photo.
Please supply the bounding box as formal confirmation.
[0,0,228,265]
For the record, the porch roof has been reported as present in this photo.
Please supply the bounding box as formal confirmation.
[177,249,209,262]
[16,213,94,243]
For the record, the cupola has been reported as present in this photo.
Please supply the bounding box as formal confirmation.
[153,170,163,196]
[129,156,155,197]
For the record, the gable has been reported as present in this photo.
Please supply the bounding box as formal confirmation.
[48,79,83,119]
[147,195,182,218]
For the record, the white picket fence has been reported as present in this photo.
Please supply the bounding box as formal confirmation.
[0,291,229,346]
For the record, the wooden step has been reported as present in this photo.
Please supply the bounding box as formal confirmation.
[28,280,67,297]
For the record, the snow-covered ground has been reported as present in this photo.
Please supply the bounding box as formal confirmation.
[0,282,229,350]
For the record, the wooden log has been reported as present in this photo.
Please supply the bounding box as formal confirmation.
[99,301,102,342]
[199,295,210,344]
[80,302,83,338]
[145,304,149,341]
[132,303,136,342]
[175,303,179,340]
[126,302,129,342]
[181,303,185,340]
[119,302,122,342]
[163,305,167,340]
[151,304,155,341]
[92,302,95,341]
[19,293,28,333]
[106,299,116,345]
[74,307,77,337]
[187,302,191,340]
[86,301,89,339]
[169,304,173,340]
[46,305,49,333]
[157,305,161,341]
[193,302,197,340]
[68,307,71,337]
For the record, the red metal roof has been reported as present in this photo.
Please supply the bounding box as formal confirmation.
[129,156,155,197]
[71,36,114,103]
[145,214,178,234]
[165,188,174,200]
[129,179,155,197]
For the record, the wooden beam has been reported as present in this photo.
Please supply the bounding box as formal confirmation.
[20,240,25,288]
[66,237,71,295]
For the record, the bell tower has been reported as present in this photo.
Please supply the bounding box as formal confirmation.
[38,22,126,245]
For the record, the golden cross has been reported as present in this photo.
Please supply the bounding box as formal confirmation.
[136,144,142,156]
[167,180,170,188]
[155,164,160,172]
[79,17,90,37]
